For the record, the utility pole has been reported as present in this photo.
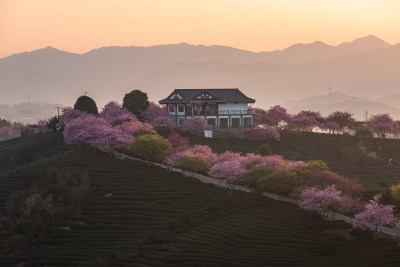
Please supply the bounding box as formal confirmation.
[55,106,62,119]
[365,110,368,121]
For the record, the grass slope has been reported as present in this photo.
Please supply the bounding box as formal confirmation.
[187,131,400,195]
[1,151,400,266]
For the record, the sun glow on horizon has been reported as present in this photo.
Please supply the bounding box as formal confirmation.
[1,0,399,58]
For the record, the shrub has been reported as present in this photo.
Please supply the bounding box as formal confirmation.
[242,165,274,188]
[176,153,212,174]
[390,183,400,202]
[130,134,171,160]
[258,170,304,195]
[293,160,329,181]
[308,171,365,196]
[168,133,189,150]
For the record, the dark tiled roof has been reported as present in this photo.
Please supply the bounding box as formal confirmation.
[159,88,255,104]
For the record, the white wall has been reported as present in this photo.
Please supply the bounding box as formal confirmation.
[219,103,248,111]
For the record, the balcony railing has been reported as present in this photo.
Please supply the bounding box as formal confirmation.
[218,110,254,115]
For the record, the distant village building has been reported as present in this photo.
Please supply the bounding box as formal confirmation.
[159,88,255,130]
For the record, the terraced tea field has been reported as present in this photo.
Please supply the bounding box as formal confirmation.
[1,151,400,266]
[188,131,400,195]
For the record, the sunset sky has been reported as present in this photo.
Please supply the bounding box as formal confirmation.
[1,0,399,58]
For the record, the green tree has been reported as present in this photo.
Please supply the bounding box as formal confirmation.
[122,90,149,119]
[74,95,98,115]
[129,134,171,160]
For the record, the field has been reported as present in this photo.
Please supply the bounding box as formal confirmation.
[1,150,400,266]
[187,131,400,196]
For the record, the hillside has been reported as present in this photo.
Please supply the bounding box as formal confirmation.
[187,131,400,196]
[1,150,400,266]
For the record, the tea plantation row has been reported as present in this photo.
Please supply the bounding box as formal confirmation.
[1,151,400,266]
[187,131,400,195]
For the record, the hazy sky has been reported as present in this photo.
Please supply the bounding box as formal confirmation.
[1,0,399,58]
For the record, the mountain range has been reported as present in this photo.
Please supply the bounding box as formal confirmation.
[0,35,399,120]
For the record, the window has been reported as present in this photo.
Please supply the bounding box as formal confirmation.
[178,105,184,113]
[219,118,228,129]
[207,118,216,128]
[168,105,175,113]
[244,117,252,128]
[232,118,240,128]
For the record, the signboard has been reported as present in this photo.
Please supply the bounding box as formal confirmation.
[204,130,213,138]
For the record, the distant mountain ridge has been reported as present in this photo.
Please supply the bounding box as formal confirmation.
[0,35,399,116]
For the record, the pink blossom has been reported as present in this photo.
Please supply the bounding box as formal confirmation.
[179,117,212,132]
[353,194,398,230]
[265,105,290,127]
[99,101,136,124]
[257,155,285,170]
[142,102,176,129]
[57,107,86,128]
[244,124,280,140]
[168,133,189,150]
[0,126,13,136]
[208,159,246,183]
[14,122,29,131]
[37,120,47,129]
[212,151,242,165]
[369,113,394,138]
[299,186,343,212]
[165,145,217,166]
[291,111,323,132]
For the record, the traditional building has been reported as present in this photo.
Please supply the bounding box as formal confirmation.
[159,88,255,130]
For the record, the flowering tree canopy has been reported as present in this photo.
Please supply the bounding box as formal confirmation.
[167,133,189,150]
[208,159,246,183]
[308,171,365,196]
[57,107,86,128]
[141,102,175,129]
[291,111,323,132]
[179,117,212,132]
[0,126,13,136]
[99,101,136,124]
[353,194,398,230]
[244,124,280,140]
[325,111,354,131]
[37,120,47,129]
[299,186,343,212]
[265,105,290,127]
[369,113,394,138]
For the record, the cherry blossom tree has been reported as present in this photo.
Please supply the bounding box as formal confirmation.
[291,111,323,132]
[250,107,269,126]
[324,111,354,133]
[208,159,246,183]
[37,120,48,129]
[141,102,175,129]
[99,101,136,124]
[14,122,29,131]
[57,107,86,128]
[0,126,13,136]
[353,194,398,230]
[369,113,394,138]
[244,124,280,141]
[179,117,212,132]
[299,186,343,213]
[265,105,290,128]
